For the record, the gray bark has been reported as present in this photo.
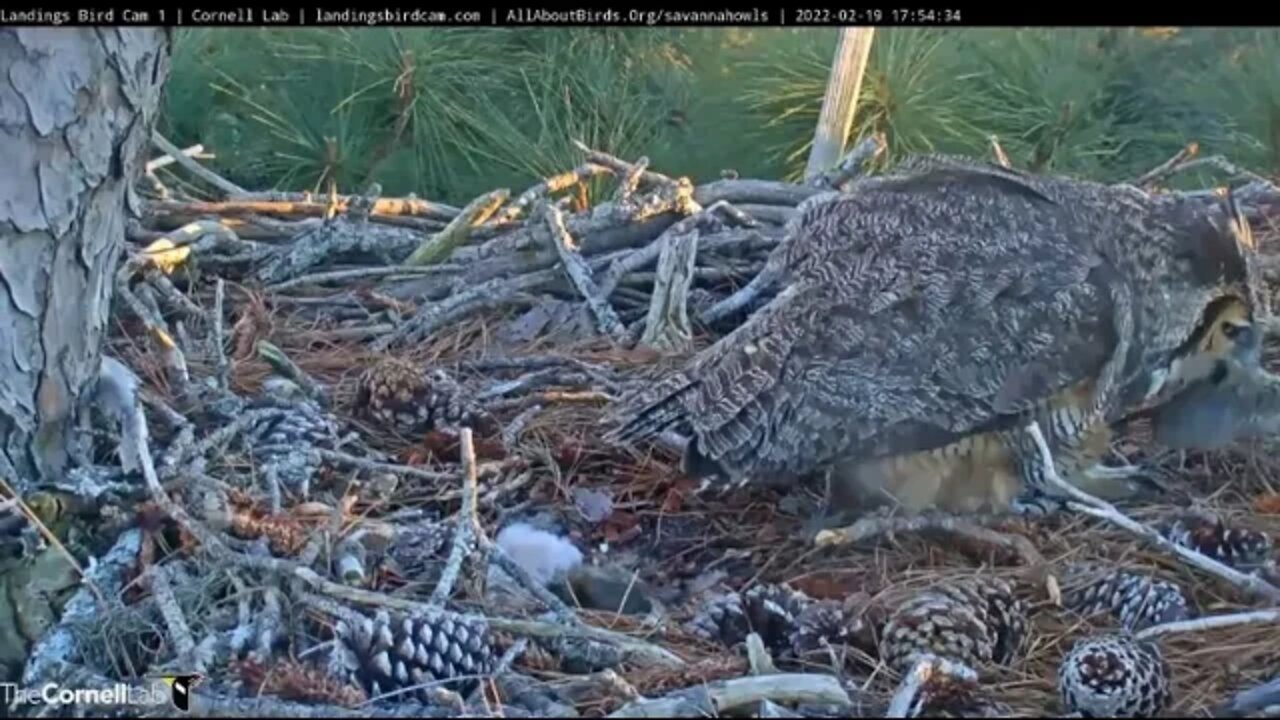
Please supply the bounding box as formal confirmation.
[0,28,172,488]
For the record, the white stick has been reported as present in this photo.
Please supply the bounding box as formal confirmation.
[1024,422,1280,604]
[1136,608,1280,641]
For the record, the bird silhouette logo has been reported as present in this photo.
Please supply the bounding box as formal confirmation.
[159,674,202,712]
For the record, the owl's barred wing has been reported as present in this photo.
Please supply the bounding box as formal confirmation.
[605,165,1125,482]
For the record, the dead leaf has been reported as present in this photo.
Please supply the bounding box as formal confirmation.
[1253,494,1280,515]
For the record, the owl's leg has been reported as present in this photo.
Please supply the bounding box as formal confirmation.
[820,435,1027,528]
[1015,398,1178,512]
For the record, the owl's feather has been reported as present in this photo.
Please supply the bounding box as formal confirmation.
[606,158,1260,489]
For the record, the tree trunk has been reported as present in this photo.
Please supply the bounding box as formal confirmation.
[0,28,172,489]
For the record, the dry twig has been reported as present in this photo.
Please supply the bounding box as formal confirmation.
[988,135,1012,169]
[153,132,247,196]
[1136,608,1280,641]
[885,655,977,718]
[1134,142,1201,187]
[811,132,887,190]
[1024,421,1280,604]
[606,673,851,718]
[212,278,230,392]
[429,428,481,606]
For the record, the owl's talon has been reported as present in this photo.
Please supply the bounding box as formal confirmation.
[1078,463,1171,502]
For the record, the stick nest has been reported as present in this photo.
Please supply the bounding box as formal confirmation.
[11,136,1280,718]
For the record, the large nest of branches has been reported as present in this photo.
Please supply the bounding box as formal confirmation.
[8,135,1280,719]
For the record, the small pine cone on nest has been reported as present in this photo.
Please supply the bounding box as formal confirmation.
[1058,633,1171,718]
[377,520,455,586]
[904,663,1014,718]
[354,357,498,437]
[1160,512,1274,571]
[686,583,812,653]
[789,599,871,658]
[247,377,345,494]
[879,577,1028,674]
[334,608,496,699]
[1062,565,1193,632]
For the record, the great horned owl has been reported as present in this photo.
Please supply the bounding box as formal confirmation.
[605,157,1263,515]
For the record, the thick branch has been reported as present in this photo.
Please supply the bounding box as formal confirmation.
[638,229,700,352]
[403,189,510,266]
[543,202,628,341]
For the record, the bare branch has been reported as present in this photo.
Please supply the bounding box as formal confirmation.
[638,228,700,352]
[1136,608,1280,641]
[403,189,510,266]
[152,132,247,196]
[147,142,208,173]
[607,673,852,718]
[429,428,481,606]
[543,201,628,342]
[1134,142,1200,187]
[812,132,887,190]
[491,162,613,226]
[212,278,230,393]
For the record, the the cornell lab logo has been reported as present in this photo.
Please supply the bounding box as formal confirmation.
[159,674,202,712]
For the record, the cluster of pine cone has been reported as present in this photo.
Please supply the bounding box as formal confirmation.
[682,507,1276,720]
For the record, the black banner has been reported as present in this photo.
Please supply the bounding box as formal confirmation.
[0,4,1275,26]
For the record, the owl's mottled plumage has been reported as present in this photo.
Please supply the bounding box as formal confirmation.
[1058,633,1171,718]
[606,157,1262,513]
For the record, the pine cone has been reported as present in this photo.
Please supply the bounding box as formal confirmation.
[380,521,454,581]
[247,377,344,494]
[879,577,1028,673]
[1062,565,1193,632]
[1058,633,1171,718]
[335,608,495,699]
[789,599,870,658]
[354,357,498,437]
[379,520,489,600]
[1161,512,1273,571]
[905,663,1013,718]
[687,583,811,653]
